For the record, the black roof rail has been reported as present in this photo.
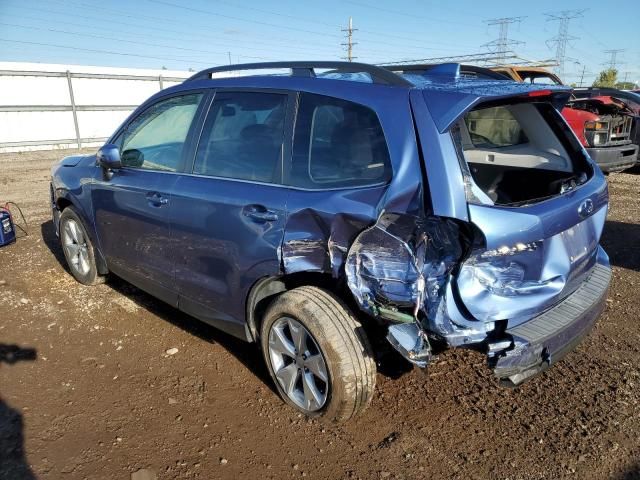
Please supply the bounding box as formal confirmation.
[382,63,509,81]
[185,61,413,86]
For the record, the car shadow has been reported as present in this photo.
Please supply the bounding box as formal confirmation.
[40,219,277,395]
[601,220,640,272]
[41,219,69,274]
[106,275,277,393]
[0,344,37,480]
[617,463,640,480]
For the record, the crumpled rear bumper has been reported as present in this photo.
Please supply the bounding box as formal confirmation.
[492,247,611,386]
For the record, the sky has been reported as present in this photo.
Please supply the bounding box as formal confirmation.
[0,0,638,86]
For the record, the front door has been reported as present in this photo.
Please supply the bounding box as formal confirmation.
[92,92,205,301]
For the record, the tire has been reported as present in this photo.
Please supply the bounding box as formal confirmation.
[260,286,376,423]
[59,207,104,286]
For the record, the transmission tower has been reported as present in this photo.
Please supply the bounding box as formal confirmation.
[482,17,525,65]
[545,9,585,80]
[603,49,625,70]
[341,17,357,62]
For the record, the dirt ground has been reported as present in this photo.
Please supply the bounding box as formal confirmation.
[0,149,638,480]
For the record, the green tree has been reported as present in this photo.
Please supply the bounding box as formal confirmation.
[592,68,618,87]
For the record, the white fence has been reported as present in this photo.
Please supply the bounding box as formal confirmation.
[0,63,192,153]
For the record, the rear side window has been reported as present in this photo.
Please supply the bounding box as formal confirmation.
[289,93,391,189]
[193,92,287,184]
[121,94,203,171]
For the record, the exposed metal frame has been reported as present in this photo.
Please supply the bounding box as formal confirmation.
[186,61,412,86]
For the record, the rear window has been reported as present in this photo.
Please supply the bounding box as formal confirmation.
[454,102,591,206]
[288,93,392,189]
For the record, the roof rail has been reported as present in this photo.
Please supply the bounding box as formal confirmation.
[186,61,413,86]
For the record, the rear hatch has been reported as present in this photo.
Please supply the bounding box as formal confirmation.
[413,80,608,326]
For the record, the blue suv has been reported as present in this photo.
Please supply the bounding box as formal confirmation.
[51,62,611,422]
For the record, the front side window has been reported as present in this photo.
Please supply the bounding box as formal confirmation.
[289,93,392,189]
[121,93,203,171]
[193,92,287,183]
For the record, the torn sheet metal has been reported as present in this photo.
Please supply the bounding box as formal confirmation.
[281,209,372,276]
[386,323,431,367]
[344,212,463,324]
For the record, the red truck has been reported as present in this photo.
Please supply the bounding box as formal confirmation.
[493,67,639,172]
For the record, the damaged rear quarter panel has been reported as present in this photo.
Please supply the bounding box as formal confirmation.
[281,84,426,278]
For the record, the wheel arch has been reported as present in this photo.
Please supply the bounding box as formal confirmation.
[245,272,341,343]
[56,196,109,275]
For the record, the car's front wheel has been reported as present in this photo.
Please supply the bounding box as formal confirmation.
[59,207,104,286]
[260,286,376,422]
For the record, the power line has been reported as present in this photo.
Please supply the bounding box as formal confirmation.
[0,11,339,59]
[29,0,341,54]
[0,22,271,61]
[32,0,473,56]
[341,17,357,62]
[545,9,586,80]
[482,17,526,65]
[343,0,483,29]
[378,51,520,66]
[0,38,217,66]
[144,0,466,53]
[146,0,343,39]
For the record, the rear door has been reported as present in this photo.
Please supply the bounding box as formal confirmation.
[411,88,609,325]
[169,90,293,338]
[92,92,205,301]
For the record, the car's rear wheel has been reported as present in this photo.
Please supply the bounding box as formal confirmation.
[260,286,376,422]
[59,207,104,286]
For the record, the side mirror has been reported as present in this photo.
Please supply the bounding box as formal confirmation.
[97,144,122,170]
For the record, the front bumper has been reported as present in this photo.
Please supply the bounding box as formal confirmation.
[491,247,611,386]
[586,144,638,173]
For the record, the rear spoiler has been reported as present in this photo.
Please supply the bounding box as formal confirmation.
[421,83,573,133]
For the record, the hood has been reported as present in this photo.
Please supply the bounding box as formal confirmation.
[59,154,95,167]
[567,96,635,116]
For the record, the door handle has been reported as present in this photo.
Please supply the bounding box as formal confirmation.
[243,205,279,222]
[146,192,169,207]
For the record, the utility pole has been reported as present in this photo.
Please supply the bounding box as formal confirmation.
[482,17,525,65]
[603,49,625,70]
[545,9,585,80]
[341,17,357,62]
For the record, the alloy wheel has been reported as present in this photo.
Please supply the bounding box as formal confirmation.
[268,317,329,412]
[62,219,90,276]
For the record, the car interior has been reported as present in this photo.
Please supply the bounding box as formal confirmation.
[455,102,588,205]
[194,93,286,183]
